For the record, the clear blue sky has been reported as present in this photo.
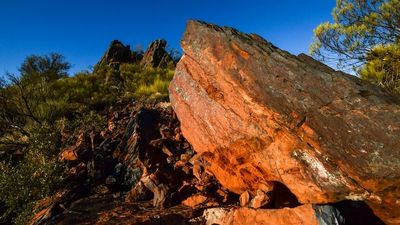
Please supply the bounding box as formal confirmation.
[0,0,335,76]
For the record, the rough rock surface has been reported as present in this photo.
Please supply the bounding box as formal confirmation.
[98,40,139,66]
[182,194,208,207]
[203,204,344,225]
[29,100,237,225]
[140,39,173,68]
[169,20,400,224]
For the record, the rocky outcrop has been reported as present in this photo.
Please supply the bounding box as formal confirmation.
[140,39,173,68]
[169,20,400,224]
[31,101,236,225]
[98,40,139,66]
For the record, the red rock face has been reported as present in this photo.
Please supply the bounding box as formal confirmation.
[169,20,400,224]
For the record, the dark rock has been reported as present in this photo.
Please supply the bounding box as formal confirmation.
[332,201,386,225]
[313,205,345,225]
[98,40,138,66]
[29,100,246,224]
[140,39,173,68]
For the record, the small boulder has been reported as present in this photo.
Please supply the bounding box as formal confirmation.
[249,189,270,209]
[239,191,250,207]
[182,194,208,208]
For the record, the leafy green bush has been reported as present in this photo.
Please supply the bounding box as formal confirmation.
[0,148,63,224]
[52,71,117,111]
[0,153,63,224]
[0,122,64,224]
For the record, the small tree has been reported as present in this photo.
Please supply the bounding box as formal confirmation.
[310,0,400,92]
[360,43,400,92]
[6,53,71,124]
[19,53,70,82]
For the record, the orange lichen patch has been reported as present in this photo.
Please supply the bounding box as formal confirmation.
[231,42,250,60]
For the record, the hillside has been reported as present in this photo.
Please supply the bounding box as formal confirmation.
[1,20,399,225]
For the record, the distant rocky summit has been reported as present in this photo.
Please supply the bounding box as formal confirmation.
[98,40,139,66]
[170,20,400,225]
[140,39,174,68]
[98,39,173,69]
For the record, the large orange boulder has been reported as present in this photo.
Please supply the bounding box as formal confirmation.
[169,20,400,224]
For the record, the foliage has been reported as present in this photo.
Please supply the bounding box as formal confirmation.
[2,53,71,126]
[120,64,174,99]
[0,124,64,224]
[0,55,71,158]
[19,53,70,82]
[360,43,400,92]
[310,0,400,67]
[0,49,176,223]
[135,78,171,99]
[310,0,400,93]
[52,71,117,111]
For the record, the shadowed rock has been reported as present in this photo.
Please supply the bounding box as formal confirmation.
[140,39,173,68]
[98,40,139,66]
[169,20,400,224]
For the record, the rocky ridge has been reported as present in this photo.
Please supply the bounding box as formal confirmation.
[29,100,239,225]
[98,39,173,69]
[140,39,174,68]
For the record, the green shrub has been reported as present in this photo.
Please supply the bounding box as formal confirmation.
[360,44,400,93]
[121,65,174,99]
[0,122,64,224]
[0,150,63,224]
[135,78,170,99]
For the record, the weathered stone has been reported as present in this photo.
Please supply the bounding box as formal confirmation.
[140,39,173,68]
[182,194,208,208]
[203,205,344,225]
[314,205,345,225]
[59,148,78,161]
[162,145,174,157]
[59,132,85,161]
[203,208,229,225]
[169,20,400,224]
[239,191,250,207]
[29,100,236,224]
[180,153,191,162]
[98,40,137,66]
[249,189,270,209]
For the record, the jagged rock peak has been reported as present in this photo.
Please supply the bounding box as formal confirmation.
[98,40,140,66]
[169,20,400,224]
[140,39,173,68]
